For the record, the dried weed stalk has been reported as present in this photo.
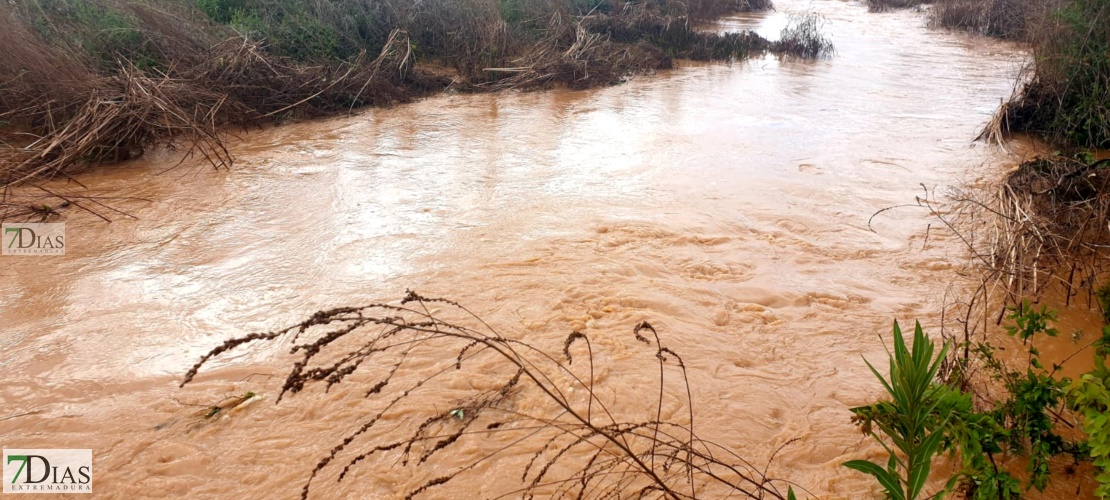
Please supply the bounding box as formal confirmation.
[869,155,1109,384]
[182,291,801,499]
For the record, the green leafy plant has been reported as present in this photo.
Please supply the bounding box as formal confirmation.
[850,306,1084,500]
[1096,283,1110,325]
[954,302,1072,495]
[935,391,1017,500]
[1069,358,1110,498]
[1002,302,1070,490]
[1004,299,1059,345]
[845,321,955,500]
[1067,297,1110,499]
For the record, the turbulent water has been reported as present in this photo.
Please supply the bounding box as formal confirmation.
[3,1,1088,498]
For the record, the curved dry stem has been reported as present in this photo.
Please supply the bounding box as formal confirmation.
[182,291,800,499]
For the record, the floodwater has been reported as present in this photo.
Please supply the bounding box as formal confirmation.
[2,0,1095,498]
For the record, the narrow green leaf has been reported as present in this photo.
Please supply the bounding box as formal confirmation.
[845,460,905,500]
[907,429,948,499]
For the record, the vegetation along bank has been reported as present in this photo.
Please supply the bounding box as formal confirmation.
[0,0,832,191]
[849,0,1110,498]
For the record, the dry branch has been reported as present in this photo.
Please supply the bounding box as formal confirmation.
[182,291,802,499]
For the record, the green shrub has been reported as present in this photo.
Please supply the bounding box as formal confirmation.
[1007,0,1110,147]
[958,302,1072,494]
[1072,288,1110,498]
[1070,359,1110,498]
[197,0,374,61]
[1097,283,1110,325]
[850,304,1085,499]
[18,0,152,69]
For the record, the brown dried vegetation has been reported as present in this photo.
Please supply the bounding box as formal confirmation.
[0,0,833,203]
[182,291,803,499]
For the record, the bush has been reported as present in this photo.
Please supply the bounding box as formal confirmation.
[1003,0,1110,148]
[850,302,1110,499]
[773,13,835,60]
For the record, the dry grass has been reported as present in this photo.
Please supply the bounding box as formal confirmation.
[0,10,92,132]
[0,0,836,205]
[773,14,836,60]
[993,156,1110,302]
[928,0,1063,40]
[866,0,933,13]
[0,32,430,186]
[181,291,805,499]
[889,155,1110,380]
[2,67,237,186]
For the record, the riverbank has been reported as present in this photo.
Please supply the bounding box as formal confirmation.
[863,0,1109,149]
[0,0,834,198]
[843,2,1110,487]
[844,9,1110,496]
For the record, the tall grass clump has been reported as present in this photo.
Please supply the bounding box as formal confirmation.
[181,291,804,499]
[993,154,1110,302]
[927,0,1065,40]
[929,152,1110,312]
[772,14,835,60]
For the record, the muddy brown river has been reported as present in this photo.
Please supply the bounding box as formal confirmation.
[2,1,1095,498]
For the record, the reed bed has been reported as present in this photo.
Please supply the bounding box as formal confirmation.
[987,156,1110,304]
